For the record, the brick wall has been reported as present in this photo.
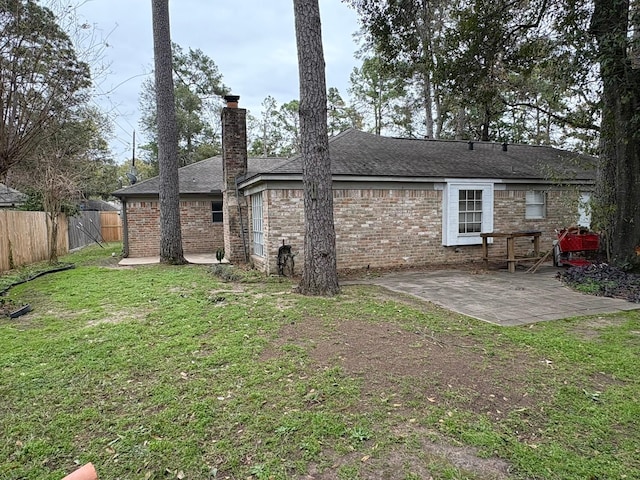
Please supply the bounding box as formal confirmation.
[255,186,581,274]
[125,198,223,257]
[493,189,579,258]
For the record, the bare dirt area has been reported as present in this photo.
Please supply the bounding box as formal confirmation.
[271,317,542,418]
[261,289,557,479]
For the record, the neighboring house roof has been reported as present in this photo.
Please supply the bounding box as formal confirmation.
[245,129,595,183]
[0,183,26,207]
[112,157,290,197]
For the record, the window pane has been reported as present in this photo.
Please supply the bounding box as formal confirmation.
[251,194,264,256]
[458,189,483,234]
[525,191,545,219]
[211,201,223,223]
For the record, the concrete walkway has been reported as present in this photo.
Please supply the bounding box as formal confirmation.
[351,264,639,326]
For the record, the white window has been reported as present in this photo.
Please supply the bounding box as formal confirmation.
[442,181,494,246]
[577,192,591,227]
[525,191,546,219]
[458,189,483,234]
[251,193,264,256]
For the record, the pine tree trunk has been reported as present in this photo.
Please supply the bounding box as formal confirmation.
[591,0,640,267]
[293,0,340,295]
[152,0,186,264]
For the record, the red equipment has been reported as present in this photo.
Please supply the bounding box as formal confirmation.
[553,227,600,267]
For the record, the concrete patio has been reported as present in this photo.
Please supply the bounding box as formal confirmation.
[353,264,639,326]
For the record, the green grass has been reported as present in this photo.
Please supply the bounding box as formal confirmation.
[1,244,639,479]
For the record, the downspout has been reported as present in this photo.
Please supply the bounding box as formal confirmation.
[120,198,129,257]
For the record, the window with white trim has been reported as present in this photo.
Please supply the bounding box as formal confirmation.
[251,193,264,256]
[458,189,483,234]
[577,192,591,227]
[442,181,494,246]
[525,191,546,219]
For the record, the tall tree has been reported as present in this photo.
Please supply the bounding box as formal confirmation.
[348,0,451,138]
[139,44,229,172]
[248,95,284,157]
[590,0,640,267]
[276,99,302,156]
[293,0,339,296]
[151,0,186,264]
[327,87,363,136]
[349,55,406,135]
[0,0,91,177]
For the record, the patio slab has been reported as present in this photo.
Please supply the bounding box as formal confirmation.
[349,264,639,326]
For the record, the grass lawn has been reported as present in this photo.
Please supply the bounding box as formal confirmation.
[1,244,638,480]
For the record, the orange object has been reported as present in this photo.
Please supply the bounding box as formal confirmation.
[62,463,98,480]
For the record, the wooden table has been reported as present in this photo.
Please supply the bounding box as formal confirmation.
[480,231,542,273]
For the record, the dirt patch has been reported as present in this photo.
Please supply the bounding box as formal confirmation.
[305,437,512,480]
[260,295,552,479]
[85,309,149,327]
[569,315,630,340]
[264,316,541,421]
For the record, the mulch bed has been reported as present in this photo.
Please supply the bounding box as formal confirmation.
[558,263,640,303]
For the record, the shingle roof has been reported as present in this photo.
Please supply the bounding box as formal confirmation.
[260,129,595,181]
[112,157,290,197]
[113,130,595,198]
[0,183,26,207]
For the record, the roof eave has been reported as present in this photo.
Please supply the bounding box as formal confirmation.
[238,173,594,189]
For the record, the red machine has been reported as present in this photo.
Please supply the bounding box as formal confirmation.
[553,227,600,267]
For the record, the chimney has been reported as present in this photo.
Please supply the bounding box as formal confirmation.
[502,142,508,152]
[468,141,474,150]
[224,94,240,109]
[221,94,249,264]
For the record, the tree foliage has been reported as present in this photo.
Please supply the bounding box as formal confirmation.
[248,89,357,157]
[349,55,406,135]
[327,87,362,136]
[139,43,229,173]
[348,0,600,147]
[11,106,115,263]
[0,0,91,177]
[248,95,284,157]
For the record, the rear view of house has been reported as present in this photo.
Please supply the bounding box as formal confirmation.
[114,97,595,274]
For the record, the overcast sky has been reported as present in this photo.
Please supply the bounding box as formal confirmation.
[76,0,361,161]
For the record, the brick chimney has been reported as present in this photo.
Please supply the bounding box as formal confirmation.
[222,95,249,263]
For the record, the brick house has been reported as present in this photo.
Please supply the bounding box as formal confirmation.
[114,96,595,273]
[112,154,288,258]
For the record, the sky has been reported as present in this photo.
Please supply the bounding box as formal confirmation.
[75,0,362,162]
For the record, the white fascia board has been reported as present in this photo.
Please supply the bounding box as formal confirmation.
[239,174,447,190]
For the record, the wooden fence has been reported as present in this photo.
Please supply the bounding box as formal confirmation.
[0,210,122,273]
[100,211,123,242]
[0,210,68,272]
